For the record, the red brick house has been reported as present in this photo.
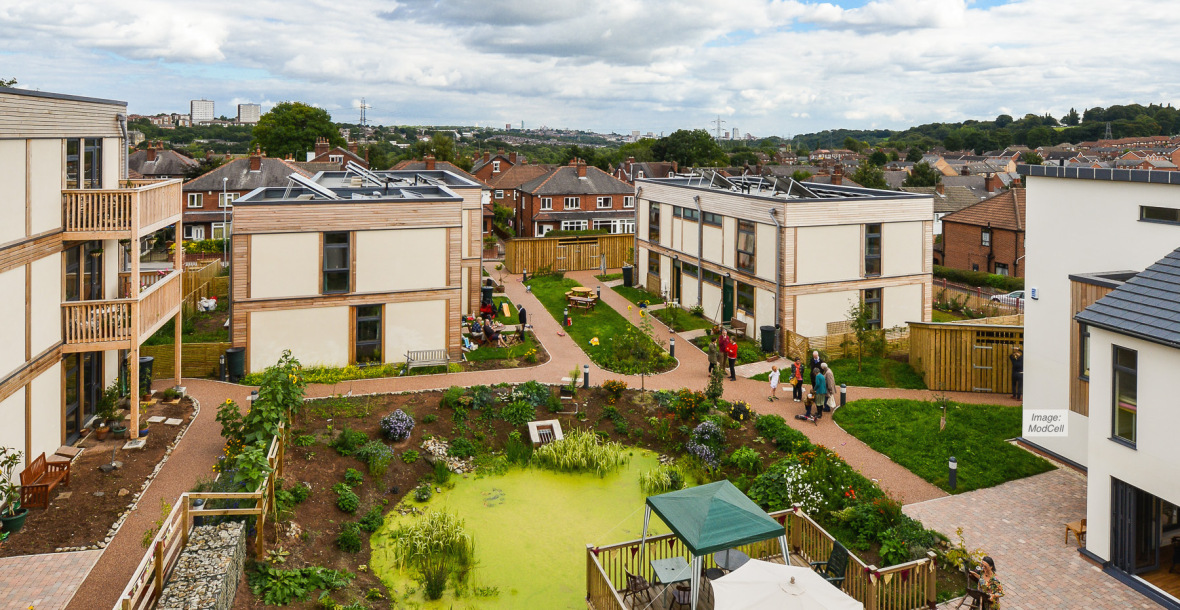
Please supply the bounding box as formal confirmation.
[128,142,198,179]
[487,162,553,235]
[305,137,368,169]
[940,188,1026,277]
[517,159,636,237]
[471,149,523,184]
[613,158,677,184]
[181,149,310,241]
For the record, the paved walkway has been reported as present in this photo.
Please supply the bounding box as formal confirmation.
[0,549,101,610]
[60,267,1023,607]
[905,467,1161,609]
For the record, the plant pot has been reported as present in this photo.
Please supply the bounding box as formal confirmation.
[139,427,150,437]
[560,387,576,398]
[1,508,29,534]
[95,426,110,441]
[111,425,127,439]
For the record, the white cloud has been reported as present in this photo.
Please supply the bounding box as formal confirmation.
[2,0,1180,135]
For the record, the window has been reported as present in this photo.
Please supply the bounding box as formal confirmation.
[1079,323,1090,380]
[1140,205,1180,224]
[981,228,992,247]
[624,196,635,208]
[597,196,612,209]
[219,192,238,208]
[322,232,350,294]
[648,252,660,277]
[863,288,882,329]
[593,219,633,234]
[493,160,501,173]
[354,305,382,364]
[564,196,580,210]
[211,222,227,240]
[184,225,205,240]
[494,190,504,199]
[329,154,343,164]
[865,223,881,276]
[561,220,587,231]
[187,193,203,208]
[540,197,553,210]
[649,203,661,243]
[636,170,645,179]
[737,220,756,273]
[736,282,755,314]
[994,262,1009,276]
[1112,346,1137,446]
[682,262,699,278]
[683,208,699,221]
[971,263,979,272]
[673,206,683,218]
[65,138,103,189]
[703,269,723,286]
[703,212,723,226]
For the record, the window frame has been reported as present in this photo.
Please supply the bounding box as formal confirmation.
[597,196,612,209]
[682,262,699,278]
[211,222,227,240]
[1111,345,1137,447]
[863,288,882,330]
[492,160,501,173]
[647,252,660,277]
[322,231,351,295]
[540,197,553,211]
[1140,205,1180,225]
[703,212,723,226]
[981,227,992,247]
[624,196,635,208]
[703,269,723,286]
[219,192,238,208]
[564,196,580,210]
[1079,323,1090,381]
[648,203,661,243]
[353,304,383,365]
[736,220,756,273]
[736,281,755,314]
[864,223,882,277]
[65,138,103,189]
[328,154,344,164]
[561,220,588,231]
[494,190,504,199]
[994,262,1009,276]
[187,193,203,208]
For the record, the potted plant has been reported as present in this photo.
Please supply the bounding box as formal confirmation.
[161,388,180,403]
[94,382,121,441]
[0,447,28,534]
[138,400,151,437]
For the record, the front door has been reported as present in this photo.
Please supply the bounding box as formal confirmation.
[722,277,735,322]
[1112,478,1161,575]
[671,262,682,304]
[64,354,81,443]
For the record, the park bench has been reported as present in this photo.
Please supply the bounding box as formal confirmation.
[20,452,70,509]
[402,349,449,375]
[727,318,748,337]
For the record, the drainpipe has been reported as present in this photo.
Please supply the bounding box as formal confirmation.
[693,195,703,307]
[768,207,783,353]
[633,186,642,278]
[116,114,129,182]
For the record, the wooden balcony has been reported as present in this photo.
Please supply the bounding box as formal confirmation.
[63,269,182,352]
[62,179,183,240]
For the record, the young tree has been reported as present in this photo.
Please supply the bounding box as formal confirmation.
[1,77,16,87]
[850,161,887,189]
[790,170,813,182]
[905,147,924,163]
[252,102,344,159]
[846,299,874,372]
[903,162,942,187]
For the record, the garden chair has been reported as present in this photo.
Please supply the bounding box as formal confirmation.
[1065,518,1086,546]
[669,584,694,610]
[620,570,653,607]
[810,542,849,588]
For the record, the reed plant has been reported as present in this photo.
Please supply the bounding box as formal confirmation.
[532,428,629,476]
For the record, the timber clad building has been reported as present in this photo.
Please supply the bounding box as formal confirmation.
[634,173,933,352]
[230,168,484,372]
[0,87,184,465]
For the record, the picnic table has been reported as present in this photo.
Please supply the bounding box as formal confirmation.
[569,296,597,310]
[650,556,692,605]
[714,548,751,572]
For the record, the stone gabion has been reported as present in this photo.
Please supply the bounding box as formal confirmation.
[157,521,246,610]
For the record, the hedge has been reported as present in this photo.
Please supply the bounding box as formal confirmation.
[541,229,610,238]
[933,265,1023,292]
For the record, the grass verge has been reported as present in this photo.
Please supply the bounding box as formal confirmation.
[651,307,714,332]
[611,284,665,306]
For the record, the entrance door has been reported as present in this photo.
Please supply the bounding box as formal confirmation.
[83,352,102,426]
[1112,478,1161,574]
[722,277,735,322]
[64,353,81,443]
[671,262,682,304]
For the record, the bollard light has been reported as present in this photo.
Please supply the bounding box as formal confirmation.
[948,456,958,491]
[597,285,601,299]
[219,354,227,382]
[563,307,569,318]
[840,383,847,407]
[583,364,590,388]
[523,268,528,282]
[670,337,676,358]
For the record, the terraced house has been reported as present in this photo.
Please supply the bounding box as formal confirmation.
[634,173,933,352]
[516,159,636,237]
[0,87,184,463]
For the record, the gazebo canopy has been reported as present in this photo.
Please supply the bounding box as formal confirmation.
[645,480,785,556]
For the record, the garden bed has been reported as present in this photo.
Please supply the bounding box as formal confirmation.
[832,398,1055,493]
[651,306,714,332]
[0,396,195,557]
[610,284,664,306]
[690,333,769,365]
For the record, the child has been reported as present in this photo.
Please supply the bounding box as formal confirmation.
[803,393,817,418]
[767,366,780,401]
[791,358,804,402]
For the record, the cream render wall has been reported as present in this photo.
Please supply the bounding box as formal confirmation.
[722,217,736,268]
[103,138,120,188]
[882,222,924,277]
[250,233,320,298]
[0,140,26,245]
[637,247,649,288]
[637,200,649,238]
[702,225,723,264]
[796,226,860,283]
[356,228,446,292]
[795,290,857,336]
[250,307,349,371]
[679,273,699,308]
[385,300,447,362]
[701,282,723,324]
[883,283,923,329]
[755,286,776,330]
[0,388,25,469]
[0,267,24,376]
[30,362,61,459]
[660,204,672,249]
[28,139,62,235]
[755,222,777,282]
[29,253,60,355]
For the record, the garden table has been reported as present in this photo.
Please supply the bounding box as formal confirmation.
[650,556,692,605]
[713,548,750,572]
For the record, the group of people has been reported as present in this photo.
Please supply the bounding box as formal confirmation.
[705,329,740,381]
[768,350,837,420]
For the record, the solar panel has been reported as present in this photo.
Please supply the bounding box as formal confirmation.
[287,173,340,200]
[345,160,384,186]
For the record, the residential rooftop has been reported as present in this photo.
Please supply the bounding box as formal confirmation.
[1076,248,1180,350]
[1020,163,1180,185]
[638,170,926,201]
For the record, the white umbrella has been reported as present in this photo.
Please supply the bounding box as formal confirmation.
[711,559,861,610]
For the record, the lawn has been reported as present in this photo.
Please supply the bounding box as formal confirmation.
[690,334,769,365]
[932,309,968,322]
[462,331,540,363]
[144,298,228,345]
[832,398,1056,493]
[748,356,925,389]
[651,306,714,332]
[595,273,622,282]
[525,274,675,374]
[611,284,665,306]
[485,295,519,326]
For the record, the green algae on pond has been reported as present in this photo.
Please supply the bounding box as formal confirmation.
[370,449,670,609]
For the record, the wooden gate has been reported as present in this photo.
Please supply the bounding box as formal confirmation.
[556,241,599,271]
[504,234,632,273]
[909,321,1023,393]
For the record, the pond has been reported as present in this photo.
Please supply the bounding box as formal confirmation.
[370,449,670,608]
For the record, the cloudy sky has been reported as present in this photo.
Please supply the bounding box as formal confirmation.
[2,0,1178,136]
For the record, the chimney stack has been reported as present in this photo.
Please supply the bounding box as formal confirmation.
[249,146,262,172]
[509,151,517,164]
[425,155,436,170]
[146,141,157,162]
[483,151,490,162]
[935,182,945,195]
[984,172,1003,193]
[314,137,330,157]
[572,158,587,178]
[348,140,358,153]
[831,164,843,186]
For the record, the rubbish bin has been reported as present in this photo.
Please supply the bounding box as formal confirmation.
[759,326,777,355]
[225,347,246,383]
[138,356,154,396]
[481,285,494,305]
[622,265,634,287]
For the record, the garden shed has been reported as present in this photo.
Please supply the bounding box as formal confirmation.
[908,318,1024,393]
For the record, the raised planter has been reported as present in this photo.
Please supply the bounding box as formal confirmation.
[1,508,29,534]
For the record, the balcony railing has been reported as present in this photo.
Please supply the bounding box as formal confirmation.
[62,179,182,239]
[63,269,181,350]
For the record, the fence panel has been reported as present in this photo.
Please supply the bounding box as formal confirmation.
[504,234,632,273]
[909,321,1023,393]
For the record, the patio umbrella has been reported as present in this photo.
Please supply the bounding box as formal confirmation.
[711,559,861,610]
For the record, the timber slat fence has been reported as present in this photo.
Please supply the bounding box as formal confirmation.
[504,234,633,273]
[909,317,1024,393]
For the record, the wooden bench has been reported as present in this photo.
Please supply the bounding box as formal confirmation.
[727,318,748,337]
[20,453,70,509]
[402,349,449,375]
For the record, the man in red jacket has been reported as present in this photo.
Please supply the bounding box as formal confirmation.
[724,335,738,380]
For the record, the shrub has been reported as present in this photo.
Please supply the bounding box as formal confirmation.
[355,441,394,476]
[330,427,368,457]
[499,400,536,427]
[288,482,310,504]
[934,265,1024,292]
[727,447,762,474]
[447,437,477,459]
[247,564,354,605]
[639,464,684,493]
[333,482,360,513]
[686,420,725,469]
[401,450,420,464]
[602,379,628,397]
[344,468,365,487]
[293,434,316,447]
[414,484,433,502]
[513,380,551,408]
[470,385,496,411]
[672,389,708,421]
[359,506,385,533]
[728,401,754,424]
[746,459,824,513]
[532,428,629,476]
[337,522,362,553]
[753,415,814,454]
[547,391,563,413]
[380,410,415,442]
[441,386,465,409]
[422,414,438,424]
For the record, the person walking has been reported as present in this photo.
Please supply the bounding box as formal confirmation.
[809,350,822,382]
[791,358,805,402]
[821,362,836,412]
[725,336,738,381]
[767,366,780,401]
[813,365,828,420]
[707,339,720,374]
[1009,347,1023,400]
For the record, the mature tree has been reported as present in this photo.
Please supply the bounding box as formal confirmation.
[1062,107,1080,126]
[905,147,924,163]
[943,132,964,152]
[183,153,226,180]
[650,129,725,167]
[868,150,888,166]
[251,102,344,159]
[994,114,1013,128]
[1024,125,1054,149]
[1020,151,1044,165]
[850,161,887,189]
[729,151,759,165]
[790,170,813,182]
[903,162,942,187]
[1,77,16,87]
[843,136,862,152]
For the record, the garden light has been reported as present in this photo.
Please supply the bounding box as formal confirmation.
[840,384,847,407]
[583,364,590,388]
[670,337,676,358]
[949,456,958,491]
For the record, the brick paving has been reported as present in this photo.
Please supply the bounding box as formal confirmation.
[0,549,101,610]
[905,467,1162,609]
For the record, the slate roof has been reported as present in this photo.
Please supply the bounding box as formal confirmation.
[616,161,677,181]
[899,185,985,214]
[184,157,311,191]
[939,188,1024,231]
[1075,248,1180,349]
[308,146,366,167]
[129,149,198,177]
[488,163,553,191]
[390,159,479,182]
[521,165,634,196]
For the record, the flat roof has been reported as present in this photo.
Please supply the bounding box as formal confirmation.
[1020,163,1180,186]
[313,169,482,190]
[637,170,926,201]
[234,184,463,205]
[0,86,126,107]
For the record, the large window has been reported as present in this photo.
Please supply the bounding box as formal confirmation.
[593,219,634,234]
[354,305,382,364]
[736,282,755,314]
[322,232,350,294]
[564,196,580,210]
[1079,323,1090,380]
[1112,346,1137,446]
[219,192,238,208]
[648,252,660,277]
[597,196,612,209]
[540,197,552,210]
[561,220,587,231]
[649,203,660,243]
[624,196,635,208]
[1140,205,1180,224]
[737,220,756,273]
[65,138,103,189]
[994,262,1009,276]
[981,227,992,247]
[187,193,203,208]
[211,222,227,240]
[865,223,882,276]
[863,288,882,330]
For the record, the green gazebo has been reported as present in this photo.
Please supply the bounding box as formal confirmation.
[639,480,790,610]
